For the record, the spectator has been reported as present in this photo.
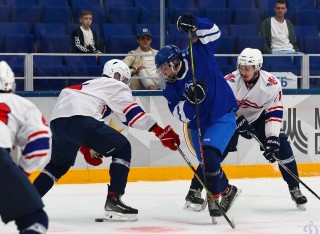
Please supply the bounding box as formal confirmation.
[71,10,101,53]
[259,0,300,54]
[123,28,160,90]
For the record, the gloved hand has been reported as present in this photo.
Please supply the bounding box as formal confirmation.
[152,124,180,151]
[79,146,103,166]
[236,115,255,139]
[263,136,280,163]
[184,79,207,105]
[177,14,197,33]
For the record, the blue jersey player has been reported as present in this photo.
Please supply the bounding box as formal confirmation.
[155,14,241,218]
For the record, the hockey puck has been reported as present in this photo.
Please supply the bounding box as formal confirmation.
[95,218,104,222]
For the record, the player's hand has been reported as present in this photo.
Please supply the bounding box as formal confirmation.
[236,115,255,139]
[79,146,103,166]
[152,125,180,151]
[184,79,207,105]
[263,136,280,163]
[177,14,197,33]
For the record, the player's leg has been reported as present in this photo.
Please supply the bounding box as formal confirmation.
[84,121,138,221]
[0,148,48,233]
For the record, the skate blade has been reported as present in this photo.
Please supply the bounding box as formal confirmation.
[296,204,306,211]
[183,201,203,212]
[103,211,138,221]
[225,188,242,214]
[201,197,208,210]
[212,217,217,225]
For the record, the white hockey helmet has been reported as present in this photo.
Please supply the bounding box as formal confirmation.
[0,61,15,92]
[103,59,131,85]
[237,48,263,72]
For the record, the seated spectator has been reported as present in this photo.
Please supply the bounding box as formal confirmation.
[259,0,301,54]
[123,28,160,90]
[71,10,101,53]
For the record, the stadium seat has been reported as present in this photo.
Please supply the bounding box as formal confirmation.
[4,34,34,53]
[149,35,172,50]
[41,6,72,23]
[256,0,274,10]
[295,10,320,26]
[167,24,184,37]
[170,8,200,24]
[38,35,70,53]
[299,37,320,54]
[228,0,256,9]
[295,25,319,38]
[270,64,299,75]
[218,25,229,37]
[10,6,41,24]
[198,0,227,9]
[64,56,101,77]
[38,0,68,6]
[34,23,67,41]
[107,35,137,53]
[229,24,259,36]
[203,8,233,25]
[264,56,293,67]
[136,24,160,36]
[173,35,189,49]
[0,22,30,36]
[135,0,160,8]
[103,0,134,8]
[103,24,134,43]
[5,0,36,6]
[106,7,138,24]
[140,8,168,24]
[232,9,261,25]
[215,36,235,54]
[286,0,317,9]
[235,36,263,54]
[0,55,24,78]
[0,6,9,22]
[167,0,196,8]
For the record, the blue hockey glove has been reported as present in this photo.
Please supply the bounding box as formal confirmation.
[236,115,255,139]
[184,79,207,105]
[177,14,197,33]
[263,136,280,163]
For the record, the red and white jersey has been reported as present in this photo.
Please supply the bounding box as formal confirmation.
[225,70,283,138]
[51,77,157,131]
[0,93,51,173]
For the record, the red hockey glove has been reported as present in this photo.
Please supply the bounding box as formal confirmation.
[152,124,180,151]
[79,146,103,166]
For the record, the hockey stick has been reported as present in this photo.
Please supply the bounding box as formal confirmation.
[249,133,320,200]
[175,144,236,229]
[188,30,206,183]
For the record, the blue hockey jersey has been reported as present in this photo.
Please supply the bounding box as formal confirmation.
[163,18,238,130]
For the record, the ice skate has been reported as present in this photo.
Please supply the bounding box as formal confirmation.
[220,185,241,213]
[289,186,307,211]
[184,188,207,211]
[207,195,221,218]
[104,193,138,221]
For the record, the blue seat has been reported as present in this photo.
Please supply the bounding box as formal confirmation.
[140,8,168,24]
[170,8,200,24]
[167,24,184,37]
[38,0,68,6]
[203,8,232,25]
[215,56,230,65]
[167,0,196,8]
[103,24,134,42]
[228,0,256,9]
[264,56,293,67]
[299,37,320,54]
[233,9,261,25]
[0,22,30,36]
[4,34,34,53]
[70,0,101,9]
[198,0,227,9]
[0,6,9,22]
[135,0,160,8]
[64,56,101,77]
[295,10,320,26]
[173,35,189,49]
[287,0,317,9]
[34,23,67,41]
[215,36,235,54]
[10,6,41,24]
[41,6,72,23]
[5,0,36,6]
[218,25,229,37]
[136,24,160,36]
[0,55,24,78]
[256,0,274,10]
[103,0,134,8]
[38,35,70,53]
[295,25,319,38]
[270,65,299,75]
[107,35,137,53]
[230,25,259,36]
[236,36,263,53]
[106,7,138,24]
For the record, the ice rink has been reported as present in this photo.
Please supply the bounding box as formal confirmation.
[1,177,320,234]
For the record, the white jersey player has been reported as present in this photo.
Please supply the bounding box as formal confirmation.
[224,48,307,210]
[33,59,180,221]
[0,61,50,233]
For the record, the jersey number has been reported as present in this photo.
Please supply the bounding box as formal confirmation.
[0,103,11,125]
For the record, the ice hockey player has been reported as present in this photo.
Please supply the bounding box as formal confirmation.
[223,48,307,210]
[155,14,241,218]
[0,61,51,233]
[33,59,180,221]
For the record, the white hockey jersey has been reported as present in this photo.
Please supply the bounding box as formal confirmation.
[0,93,51,173]
[51,77,157,131]
[225,70,283,138]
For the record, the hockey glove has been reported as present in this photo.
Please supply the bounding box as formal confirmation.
[177,14,197,33]
[152,124,180,151]
[236,115,255,139]
[79,146,103,166]
[263,136,280,163]
[184,79,207,105]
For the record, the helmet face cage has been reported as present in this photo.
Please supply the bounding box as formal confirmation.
[155,45,181,83]
[0,61,15,92]
[237,48,263,72]
[103,59,131,85]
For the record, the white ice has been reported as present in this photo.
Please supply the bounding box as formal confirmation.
[1,177,320,234]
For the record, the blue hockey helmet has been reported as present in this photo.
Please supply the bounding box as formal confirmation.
[155,44,182,83]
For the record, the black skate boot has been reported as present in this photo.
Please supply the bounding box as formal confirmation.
[184,188,207,211]
[289,186,307,211]
[220,185,241,213]
[207,195,222,217]
[104,192,138,221]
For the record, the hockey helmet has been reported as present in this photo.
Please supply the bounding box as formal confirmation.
[103,59,131,85]
[155,44,182,83]
[0,61,15,92]
[237,48,263,72]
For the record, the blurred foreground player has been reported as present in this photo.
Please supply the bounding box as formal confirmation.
[0,61,51,233]
[33,59,180,221]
